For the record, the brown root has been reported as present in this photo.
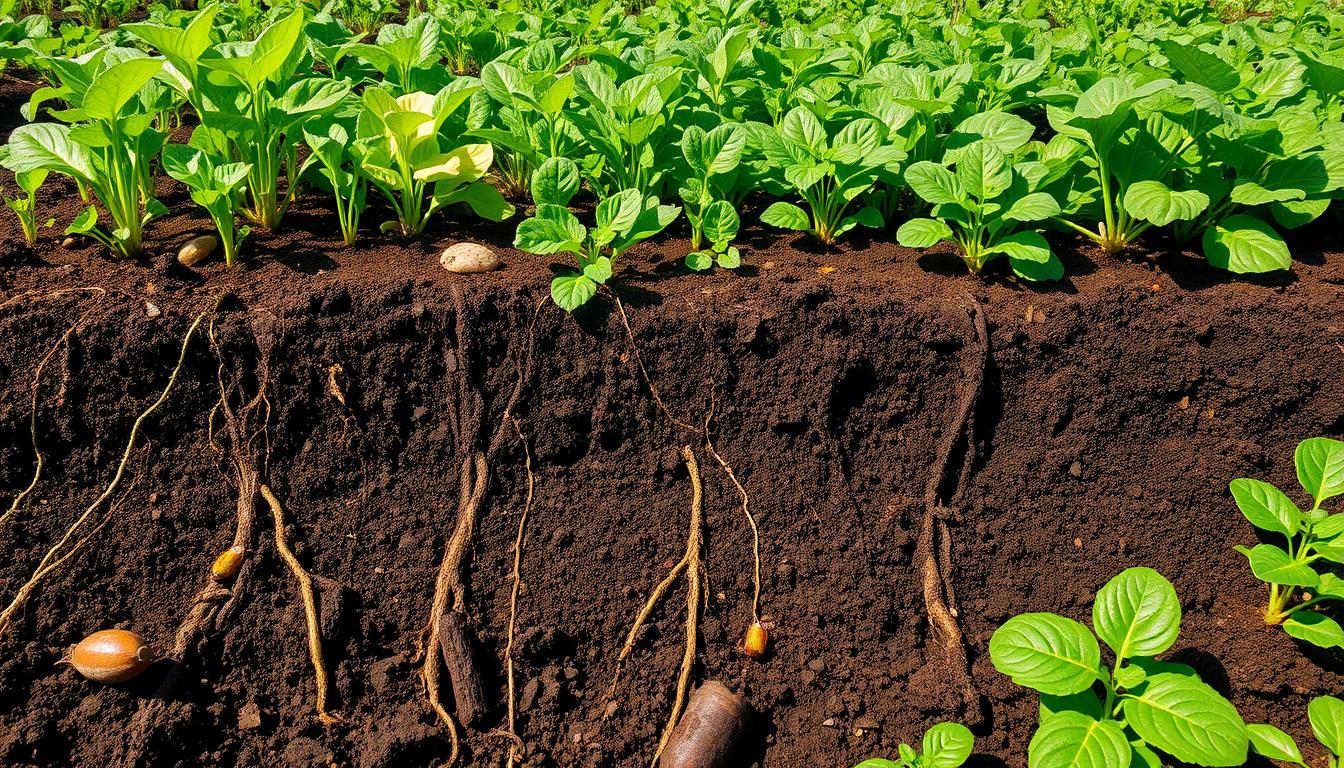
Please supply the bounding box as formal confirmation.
[260,483,340,724]
[0,298,216,641]
[608,446,705,767]
[915,297,990,718]
[493,415,536,768]
[2,294,113,527]
[419,291,542,765]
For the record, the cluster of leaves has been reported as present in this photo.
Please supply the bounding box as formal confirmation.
[990,567,1251,767]
[851,722,973,768]
[1232,436,1344,648]
[1,0,1342,287]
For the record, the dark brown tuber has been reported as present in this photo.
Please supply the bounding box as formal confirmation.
[658,680,751,768]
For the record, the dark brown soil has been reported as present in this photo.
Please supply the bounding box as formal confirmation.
[1,75,1343,768]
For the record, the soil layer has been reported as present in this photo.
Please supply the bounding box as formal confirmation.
[1,78,1343,768]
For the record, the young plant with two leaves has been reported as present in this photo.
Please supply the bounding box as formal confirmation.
[851,722,973,768]
[301,117,365,246]
[1046,77,1216,257]
[353,83,515,236]
[896,111,1065,281]
[2,53,167,258]
[1232,436,1344,648]
[1246,695,1344,768]
[752,107,905,244]
[0,164,54,246]
[990,567,1250,767]
[513,157,680,311]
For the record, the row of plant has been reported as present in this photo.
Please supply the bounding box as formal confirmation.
[850,436,1344,768]
[0,0,1342,309]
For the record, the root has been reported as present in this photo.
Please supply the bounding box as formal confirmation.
[915,297,990,718]
[260,483,340,724]
[608,446,705,767]
[495,415,535,768]
[2,295,111,526]
[0,286,106,313]
[420,291,541,765]
[0,299,215,641]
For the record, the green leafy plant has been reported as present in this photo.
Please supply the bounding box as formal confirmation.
[896,112,1064,281]
[752,107,904,244]
[2,55,167,258]
[1232,437,1344,648]
[678,123,745,270]
[302,119,365,246]
[1047,77,1214,256]
[1247,695,1344,767]
[513,157,680,311]
[989,567,1249,767]
[0,167,54,246]
[473,57,577,198]
[354,84,514,236]
[852,722,974,768]
[161,143,252,266]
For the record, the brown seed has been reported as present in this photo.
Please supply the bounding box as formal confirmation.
[67,629,157,684]
[743,621,769,659]
[211,545,246,581]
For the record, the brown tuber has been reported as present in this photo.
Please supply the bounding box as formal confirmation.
[742,621,768,659]
[64,629,157,684]
[658,681,751,768]
[210,545,245,582]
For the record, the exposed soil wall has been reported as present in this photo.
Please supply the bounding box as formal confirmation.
[1,80,1343,768]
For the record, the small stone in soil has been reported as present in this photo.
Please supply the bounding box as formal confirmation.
[177,235,217,267]
[440,242,503,274]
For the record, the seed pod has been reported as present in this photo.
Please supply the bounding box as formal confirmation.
[66,629,157,684]
[743,621,768,659]
[659,680,751,768]
[211,545,245,582]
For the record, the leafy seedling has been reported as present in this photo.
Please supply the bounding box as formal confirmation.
[513,157,680,312]
[0,167,54,246]
[1233,436,1344,647]
[852,722,974,768]
[161,143,252,266]
[989,567,1250,767]
[1247,695,1344,767]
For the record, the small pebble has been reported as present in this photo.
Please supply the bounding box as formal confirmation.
[61,236,79,249]
[177,235,217,267]
[145,302,161,318]
[440,243,502,274]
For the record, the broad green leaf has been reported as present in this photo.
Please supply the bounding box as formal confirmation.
[1229,478,1301,538]
[1234,544,1318,587]
[1203,215,1291,274]
[438,181,514,222]
[906,162,967,205]
[1246,723,1304,765]
[896,218,952,248]
[2,123,96,181]
[1309,695,1344,755]
[1122,181,1208,227]
[66,205,98,235]
[994,231,1052,264]
[956,142,1012,200]
[701,200,739,244]
[83,57,164,123]
[1011,251,1065,282]
[949,110,1035,154]
[550,274,597,312]
[1002,192,1061,223]
[761,201,811,231]
[1028,712,1130,768]
[532,157,581,207]
[514,204,585,255]
[1283,612,1344,649]
[989,613,1100,696]
[1296,437,1344,506]
[582,256,612,283]
[1092,567,1181,660]
[1161,42,1240,93]
[922,722,974,768]
[596,189,643,234]
[685,250,713,271]
[1121,673,1248,767]
[416,144,493,184]
[781,107,826,152]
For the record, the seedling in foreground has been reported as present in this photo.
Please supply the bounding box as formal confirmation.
[161,144,252,267]
[852,722,973,768]
[990,567,1249,767]
[1232,436,1344,648]
[513,157,680,312]
[1246,695,1344,767]
[0,167,53,246]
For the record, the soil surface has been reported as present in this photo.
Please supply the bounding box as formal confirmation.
[0,75,1343,768]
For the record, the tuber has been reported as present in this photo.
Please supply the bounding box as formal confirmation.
[210,545,245,582]
[65,629,157,684]
[742,621,768,659]
[658,681,751,768]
